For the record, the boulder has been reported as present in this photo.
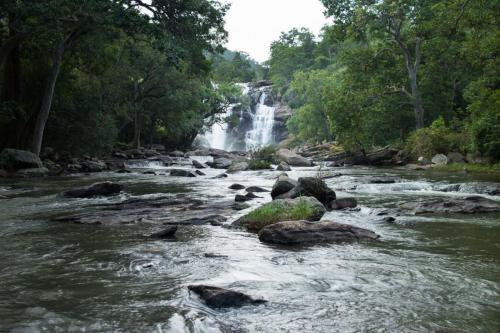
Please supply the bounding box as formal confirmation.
[150,144,166,151]
[271,174,298,199]
[258,220,380,245]
[61,182,123,198]
[227,161,249,173]
[431,154,448,165]
[188,285,266,308]
[229,184,246,190]
[245,192,261,199]
[212,173,228,179]
[276,161,291,171]
[233,197,326,231]
[169,150,185,157]
[149,226,177,239]
[329,197,358,210]
[192,159,207,169]
[402,196,500,214]
[246,186,269,193]
[447,152,465,164]
[170,169,197,177]
[235,194,252,202]
[276,149,312,167]
[296,177,336,205]
[368,177,397,184]
[80,160,107,172]
[0,149,42,171]
[16,167,49,177]
[209,157,232,169]
[195,170,206,176]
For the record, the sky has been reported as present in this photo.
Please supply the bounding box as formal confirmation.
[224,0,330,63]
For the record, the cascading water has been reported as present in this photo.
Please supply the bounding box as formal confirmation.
[245,92,275,150]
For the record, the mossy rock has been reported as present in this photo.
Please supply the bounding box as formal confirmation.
[233,196,326,232]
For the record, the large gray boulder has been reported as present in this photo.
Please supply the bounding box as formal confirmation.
[209,157,233,169]
[329,197,358,210]
[258,220,380,245]
[271,174,298,199]
[291,177,336,205]
[188,285,266,308]
[276,161,291,171]
[276,149,312,167]
[227,161,249,173]
[431,154,448,165]
[0,149,42,171]
[61,182,123,198]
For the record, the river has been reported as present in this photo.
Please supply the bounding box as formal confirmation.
[0,162,499,332]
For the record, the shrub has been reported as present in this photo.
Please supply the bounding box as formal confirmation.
[248,159,272,170]
[250,145,278,163]
[405,117,466,159]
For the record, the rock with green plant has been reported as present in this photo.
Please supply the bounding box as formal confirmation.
[272,175,336,206]
[232,196,326,232]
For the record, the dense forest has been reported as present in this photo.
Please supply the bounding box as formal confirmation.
[0,0,247,155]
[1,0,499,164]
[269,0,499,162]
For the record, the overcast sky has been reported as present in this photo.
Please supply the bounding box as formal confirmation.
[224,0,330,63]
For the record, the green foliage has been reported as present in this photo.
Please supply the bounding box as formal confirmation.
[248,159,272,170]
[250,145,278,164]
[0,0,229,154]
[241,198,321,231]
[431,163,500,175]
[405,117,466,159]
[210,50,266,83]
[268,0,499,162]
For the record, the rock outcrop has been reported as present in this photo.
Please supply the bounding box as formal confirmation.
[258,220,380,245]
[61,182,123,198]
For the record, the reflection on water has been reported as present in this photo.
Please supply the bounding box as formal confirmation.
[0,164,499,332]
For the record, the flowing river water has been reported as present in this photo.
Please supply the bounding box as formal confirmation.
[0,161,499,332]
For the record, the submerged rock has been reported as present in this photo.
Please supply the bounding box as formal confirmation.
[229,184,246,190]
[402,196,500,214]
[192,159,207,169]
[61,182,123,198]
[149,226,178,239]
[195,170,206,176]
[212,173,228,179]
[258,220,380,245]
[245,192,261,199]
[170,169,196,177]
[329,197,358,210]
[246,186,269,193]
[235,194,252,202]
[276,161,291,171]
[188,285,266,308]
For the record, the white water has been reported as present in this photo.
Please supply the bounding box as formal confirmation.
[245,92,275,150]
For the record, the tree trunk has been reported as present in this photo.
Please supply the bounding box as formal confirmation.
[397,37,424,129]
[408,69,424,129]
[31,40,65,155]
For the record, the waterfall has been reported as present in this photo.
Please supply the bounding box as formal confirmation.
[202,108,232,150]
[245,92,275,150]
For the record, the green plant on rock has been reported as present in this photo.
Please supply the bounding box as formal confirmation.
[248,159,272,170]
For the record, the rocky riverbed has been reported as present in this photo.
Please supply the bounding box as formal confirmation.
[0,155,499,332]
